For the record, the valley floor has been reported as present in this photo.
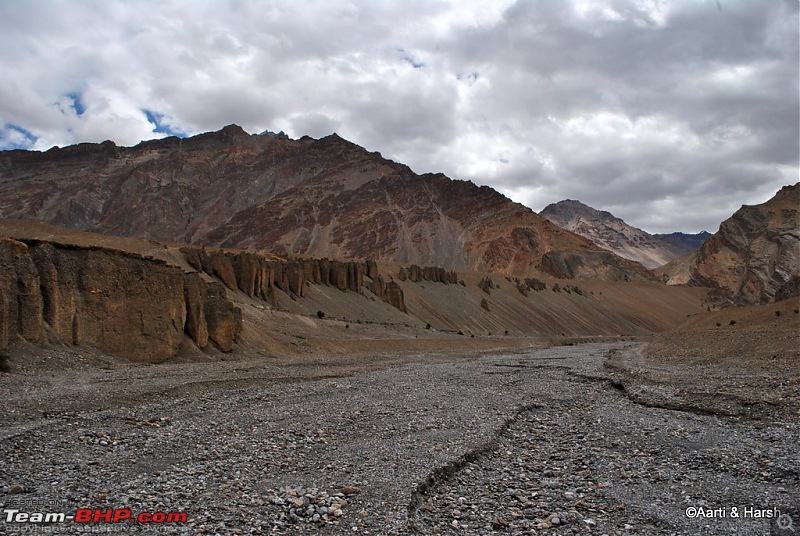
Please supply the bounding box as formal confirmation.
[0,342,797,535]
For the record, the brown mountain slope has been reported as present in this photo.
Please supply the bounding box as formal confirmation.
[0,218,704,365]
[540,199,705,269]
[659,183,800,305]
[0,126,651,281]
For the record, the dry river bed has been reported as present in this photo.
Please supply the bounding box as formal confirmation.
[0,343,797,535]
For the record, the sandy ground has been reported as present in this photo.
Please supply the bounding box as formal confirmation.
[605,299,800,422]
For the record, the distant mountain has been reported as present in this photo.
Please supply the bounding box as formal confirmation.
[0,125,652,281]
[653,231,711,253]
[659,183,800,305]
[540,200,694,269]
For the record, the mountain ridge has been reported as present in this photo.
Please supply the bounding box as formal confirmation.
[0,125,653,281]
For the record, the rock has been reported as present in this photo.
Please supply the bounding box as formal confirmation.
[365,260,378,279]
[340,486,361,496]
[210,254,238,291]
[478,277,494,294]
[660,183,800,305]
[492,518,508,529]
[8,484,24,494]
[347,263,364,292]
[184,275,210,349]
[369,276,385,299]
[203,282,242,352]
[383,282,407,313]
[0,240,239,361]
[0,239,43,346]
[330,261,348,291]
[407,265,422,283]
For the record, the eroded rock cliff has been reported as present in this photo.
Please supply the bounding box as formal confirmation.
[0,239,242,360]
[0,225,411,361]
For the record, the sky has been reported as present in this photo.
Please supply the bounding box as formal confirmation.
[0,0,797,234]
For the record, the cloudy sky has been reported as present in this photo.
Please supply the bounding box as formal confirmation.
[0,0,797,233]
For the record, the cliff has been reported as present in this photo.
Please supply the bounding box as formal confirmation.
[0,238,241,361]
[659,183,800,305]
[0,219,406,361]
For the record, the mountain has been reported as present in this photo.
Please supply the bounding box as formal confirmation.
[0,125,652,281]
[539,200,693,269]
[653,231,711,253]
[659,183,800,305]
[0,218,705,363]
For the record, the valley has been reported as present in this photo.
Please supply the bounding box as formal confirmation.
[0,127,797,535]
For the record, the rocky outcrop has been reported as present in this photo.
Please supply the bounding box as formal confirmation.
[514,277,547,296]
[401,265,458,284]
[660,183,800,305]
[181,248,372,299]
[0,239,242,361]
[0,126,650,282]
[179,247,413,313]
[0,239,43,348]
[367,275,408,314]
[478,277,495,294]
[382,282,406,314]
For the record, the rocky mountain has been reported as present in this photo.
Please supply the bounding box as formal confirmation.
[0,125,651,281]
[653,231,711,253]
[539,200,695,269]
[659,183,800,305]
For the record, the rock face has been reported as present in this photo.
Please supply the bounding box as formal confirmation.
[0,238,242,360]
[659,183,800,305]
[540,200,706,269]
[0,126,651,282]
[180,247,408,313]
[0,219,418,360]
[0,238,414,361]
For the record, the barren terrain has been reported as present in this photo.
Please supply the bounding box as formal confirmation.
[1,333,798,535]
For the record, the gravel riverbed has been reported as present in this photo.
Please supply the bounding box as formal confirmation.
[1,343,797,535]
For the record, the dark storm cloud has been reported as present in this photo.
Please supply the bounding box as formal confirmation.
[0,0,796,233]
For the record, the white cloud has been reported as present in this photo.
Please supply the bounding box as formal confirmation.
[0,0,797,233]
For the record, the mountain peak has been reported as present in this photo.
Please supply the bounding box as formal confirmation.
[541,200,702,269]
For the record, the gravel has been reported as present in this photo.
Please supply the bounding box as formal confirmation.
[0,343,797,535]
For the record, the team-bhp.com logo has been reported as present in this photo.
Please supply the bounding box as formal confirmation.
[4,508,187,525]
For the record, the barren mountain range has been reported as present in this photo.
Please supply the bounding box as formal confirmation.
[0,124,796,368]
[0,125,650,281]
[0,125,796,318]
[540,199,709,269]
